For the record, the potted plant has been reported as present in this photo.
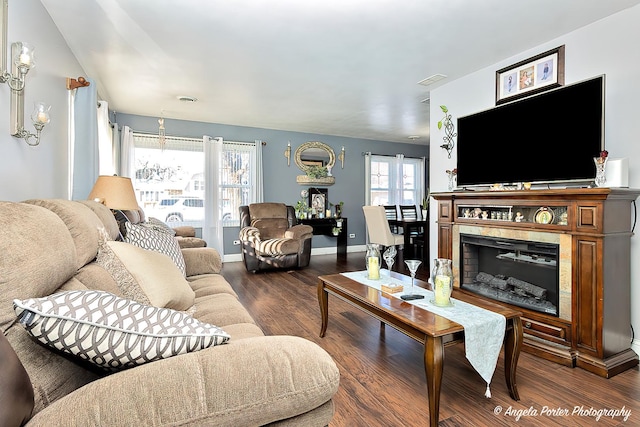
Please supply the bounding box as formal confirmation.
[295,199,307,219]
[332,226,341,236]
[306,165,328,179]
[421,189,430,220]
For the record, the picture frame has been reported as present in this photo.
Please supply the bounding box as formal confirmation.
[308,187,328,214]
[495,45,565,105]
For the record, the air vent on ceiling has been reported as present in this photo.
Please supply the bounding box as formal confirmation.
[177,95,198,103]
[417,74,447,87]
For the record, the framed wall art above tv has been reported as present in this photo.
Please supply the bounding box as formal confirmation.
[496,45,565,105]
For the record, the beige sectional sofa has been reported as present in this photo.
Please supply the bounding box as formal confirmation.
[0,199,339,426]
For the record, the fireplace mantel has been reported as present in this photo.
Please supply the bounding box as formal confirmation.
[433,187,640,378]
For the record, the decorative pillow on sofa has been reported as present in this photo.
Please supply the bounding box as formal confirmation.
[142,217,176,236]
[97,240,195,312]
[124,222,186,276]
[13,290,230,372]
[96,234,152,306]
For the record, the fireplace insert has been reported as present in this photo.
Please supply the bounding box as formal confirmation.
[460,234,559,315]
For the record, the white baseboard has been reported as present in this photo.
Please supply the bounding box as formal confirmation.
[223,244,366,263]
[631,338,640,356]
[223,253,243,263]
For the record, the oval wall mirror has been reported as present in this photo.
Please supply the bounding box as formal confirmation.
[294,141,336,173]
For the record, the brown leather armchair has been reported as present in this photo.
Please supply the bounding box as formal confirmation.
[239,203,313,272]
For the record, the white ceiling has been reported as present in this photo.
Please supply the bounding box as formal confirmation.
[41,0,640,144]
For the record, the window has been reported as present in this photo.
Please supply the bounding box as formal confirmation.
[220,142,255,225]
[367,154,425,207]
[131,134,257,228]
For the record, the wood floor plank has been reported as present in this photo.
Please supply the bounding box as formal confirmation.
[222,252,639,426]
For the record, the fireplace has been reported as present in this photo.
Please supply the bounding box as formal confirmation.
[451,224,572,322]
[459,234,559,316]
[435,189,640,378]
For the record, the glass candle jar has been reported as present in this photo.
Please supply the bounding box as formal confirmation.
[365,244,381,280]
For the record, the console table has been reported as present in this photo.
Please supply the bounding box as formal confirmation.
[433,188,640,378]
[299,217,347,257]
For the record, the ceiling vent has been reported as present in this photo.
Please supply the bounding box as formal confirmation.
[417,74,447,87]
[177,95,197,103]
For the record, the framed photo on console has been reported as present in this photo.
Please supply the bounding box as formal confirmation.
[495,45,565,105]
[308,188,328,214]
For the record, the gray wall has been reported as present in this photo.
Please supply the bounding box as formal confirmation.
[116,113,429,255]
[0,0,87,201]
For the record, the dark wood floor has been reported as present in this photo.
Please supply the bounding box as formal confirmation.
[220,251,639,427]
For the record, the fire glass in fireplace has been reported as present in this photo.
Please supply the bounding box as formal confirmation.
[460,234,558,316]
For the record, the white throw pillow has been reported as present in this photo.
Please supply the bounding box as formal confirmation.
[103,241,195,311]
[124,222,186,276]
[14,290,229,371]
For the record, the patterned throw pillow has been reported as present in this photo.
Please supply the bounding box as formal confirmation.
[13,290,230,371]
[124,222,186,276]
[142,217,176,236]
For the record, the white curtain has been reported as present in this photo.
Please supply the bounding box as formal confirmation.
[120,126,134,178]
[71,77,99,200]
[364,152,372,206]
[393,154,405,205]
[253,140,264,203]
[111,120,121,176]
[97,101,114,175]
[203,136,224,254]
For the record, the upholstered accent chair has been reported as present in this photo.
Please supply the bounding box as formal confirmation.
[362,205,404,253]
[239,203,313,272]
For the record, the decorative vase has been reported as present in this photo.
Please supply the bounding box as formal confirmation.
[431,258,453,307]
[365,244,381,280]
[446,171,456,191]
[594,156,608,187]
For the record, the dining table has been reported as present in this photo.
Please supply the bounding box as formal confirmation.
[388,217,428,261]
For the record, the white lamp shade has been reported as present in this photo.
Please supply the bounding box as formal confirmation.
[88,176,139,210]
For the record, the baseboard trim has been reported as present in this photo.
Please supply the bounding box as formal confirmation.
[222,244,366,263]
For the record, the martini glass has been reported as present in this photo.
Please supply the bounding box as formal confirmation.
[402,259,423,300]
[383,246,397,276]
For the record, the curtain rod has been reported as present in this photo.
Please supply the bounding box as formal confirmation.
[132,132,267,145]
[361,151,425,160]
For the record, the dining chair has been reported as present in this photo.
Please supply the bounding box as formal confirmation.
[399,205,419,220]
[383,205,401,234]
[399,204,425,256]
[362,206,404,250]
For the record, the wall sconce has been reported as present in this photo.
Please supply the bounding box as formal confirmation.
[284,141,291,166]
[338,146,345,168]
[0,0,50,146]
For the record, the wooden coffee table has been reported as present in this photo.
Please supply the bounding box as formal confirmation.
[317,272,523,427]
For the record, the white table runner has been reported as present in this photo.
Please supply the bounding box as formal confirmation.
[341,270,506,397]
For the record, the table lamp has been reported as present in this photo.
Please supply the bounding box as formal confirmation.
[88,175,139,210]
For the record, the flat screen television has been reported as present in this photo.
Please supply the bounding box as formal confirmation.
[455,75,605,188]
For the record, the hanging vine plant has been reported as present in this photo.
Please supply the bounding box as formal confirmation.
[437,105,457,158]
